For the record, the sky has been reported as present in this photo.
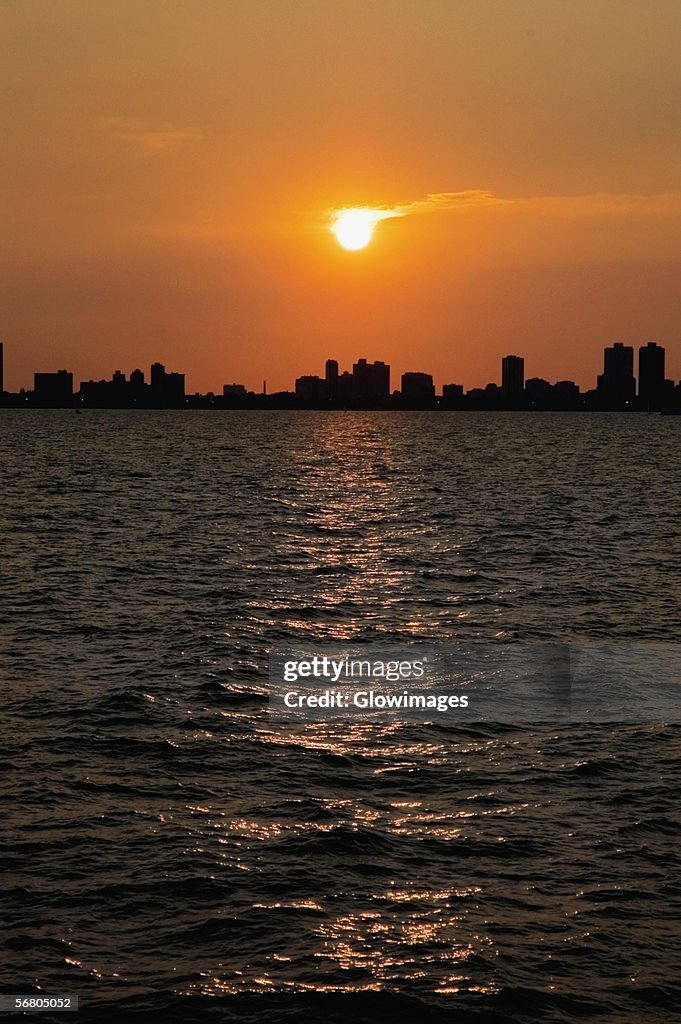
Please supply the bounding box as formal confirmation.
[3,0,681,394]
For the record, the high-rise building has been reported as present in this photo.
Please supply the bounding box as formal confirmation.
[0,341,4,394]
[149,362,185,406]
[295,375,326,403]
[33,370,73,406]
[442,383,464,404]
[337,371,353,405]
[638,343,665,407]
[554,380,580,407]
[352,358,390,404]
[150,362,166,391]
[501,355,524,397]
[401,372,435,402]
[597,343,635,402]
[325,359,339,400]
[129,368,146,405]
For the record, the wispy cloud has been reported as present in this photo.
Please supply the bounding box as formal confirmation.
[329,190,507,224]
[392,190,510,215]
[99,117,204,155]
[329,190,681,226]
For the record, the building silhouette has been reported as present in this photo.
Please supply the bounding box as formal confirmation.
[597,343,635,404]
[501,355,524,397]
[295,375,326,403]
[401,372,435,403]
[80,371,126,406]
[441,383,464,406]
[149,362,185,406]
[638,343,665,409]
[219,382,250,407]
[78,363,185,407]
[337,370,353,405]
[130,368,145,402]
[525,377,552,403]
[4,336,680,412]
[34,370,73,406]
[325,359,339,401]
[555,380,580,400]
[0,341,4,395]
[352,358,390,404]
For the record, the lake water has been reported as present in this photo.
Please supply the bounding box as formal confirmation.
[2,410,680,1022]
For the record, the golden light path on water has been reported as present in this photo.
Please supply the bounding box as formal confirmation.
[167,412,526,996]
[166,718,534,999]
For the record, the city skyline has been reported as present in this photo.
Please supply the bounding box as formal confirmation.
[2,339,678,411]
[3,334,679,399]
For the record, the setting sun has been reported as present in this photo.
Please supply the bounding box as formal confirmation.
[330,208,391,250]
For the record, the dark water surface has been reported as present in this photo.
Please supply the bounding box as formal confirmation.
[1,410,680,1023]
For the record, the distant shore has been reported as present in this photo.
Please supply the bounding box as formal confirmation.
[1,398,676,413]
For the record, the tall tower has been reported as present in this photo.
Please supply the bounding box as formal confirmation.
[352,358,390,404]
[638,343,665,407]
[325,358,339,400]
[501,355,524,397]
[597,343,635,402]
[150,362,166,390]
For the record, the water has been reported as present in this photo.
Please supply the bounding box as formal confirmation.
[1,410,680,1023]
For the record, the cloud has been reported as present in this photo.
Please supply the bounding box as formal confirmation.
[328,190,508,225]
[99,117,204,155]
[392,190,510,215]
[329,190,681,227]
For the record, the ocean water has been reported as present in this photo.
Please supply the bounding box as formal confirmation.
[1,409,680,1023]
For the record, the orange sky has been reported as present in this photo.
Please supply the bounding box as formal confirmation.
[3,0,681,393]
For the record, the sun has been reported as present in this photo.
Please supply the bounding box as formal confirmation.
[330,208,388,250]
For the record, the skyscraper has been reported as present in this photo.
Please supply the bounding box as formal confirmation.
[401,372,435,402]
[325,359,339,400]
[638,343,665,408]
[501,355,524,397]
[150,362,166,391]
[352,358,390,404]
[150,362,185,406]
[33,370,73,406]
[295,375,325,403]
[597,343,635,403]
[0,340,3,394]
